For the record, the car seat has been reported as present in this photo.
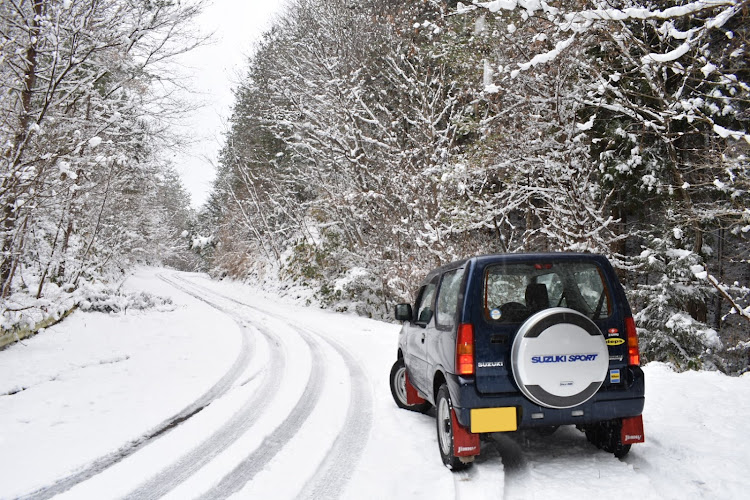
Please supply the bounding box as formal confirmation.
[525,283,549,313]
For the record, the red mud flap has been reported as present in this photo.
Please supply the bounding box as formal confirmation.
[621,415,645,445]
[405,372,426,406]
[452,409,480,457]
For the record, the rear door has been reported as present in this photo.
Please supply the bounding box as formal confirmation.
[474,262,526,394]
[474,259,620,395]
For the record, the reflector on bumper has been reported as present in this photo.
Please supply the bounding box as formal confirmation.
[470,407,517,433]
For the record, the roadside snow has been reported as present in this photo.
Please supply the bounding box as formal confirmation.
[632,362,750,499]
[1,268,749,499]
[0,268,241,499]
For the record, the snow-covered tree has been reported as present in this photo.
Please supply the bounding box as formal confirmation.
[1,0,204,329]
[207,0,749,371]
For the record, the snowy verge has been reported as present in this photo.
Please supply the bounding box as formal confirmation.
[1,272,175,350]
[1,270,749,499]
[0,267,241,499]
[632,362,750,499]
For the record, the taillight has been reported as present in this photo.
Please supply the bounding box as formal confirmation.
[456,323,474,376]
[625,316,641,366]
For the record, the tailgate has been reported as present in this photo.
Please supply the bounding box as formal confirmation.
[474,324,516,394]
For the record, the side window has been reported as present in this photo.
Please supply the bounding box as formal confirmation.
[436,269,463,329]
[415,279,438,324]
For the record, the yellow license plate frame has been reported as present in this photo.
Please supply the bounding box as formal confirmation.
[470,407,518,433]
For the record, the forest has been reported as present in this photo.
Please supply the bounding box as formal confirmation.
[2,0,749,374]
[0,0,201,340]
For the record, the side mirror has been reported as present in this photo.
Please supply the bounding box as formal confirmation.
[395,303,413,322]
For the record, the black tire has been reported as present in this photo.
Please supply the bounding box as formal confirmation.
[389,358,431,412]
[584,420,632,458]
[435,385,472,471]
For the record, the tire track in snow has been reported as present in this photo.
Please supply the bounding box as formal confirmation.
[451,438,506,500]
[176,274,374,499]
[150,274,334,498]
[21,274,256,500]
[122,274,288,500]
[295,331,373,500]
[197,329,325,500]
[489,428,651,499]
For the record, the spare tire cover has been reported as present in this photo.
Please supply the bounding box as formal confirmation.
[511,307,608,409]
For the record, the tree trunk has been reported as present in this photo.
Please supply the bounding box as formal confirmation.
[0,0,45,297]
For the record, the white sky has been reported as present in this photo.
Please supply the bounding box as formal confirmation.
[172,0,287,209]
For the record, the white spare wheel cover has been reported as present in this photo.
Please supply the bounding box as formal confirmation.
[511,307,608,409]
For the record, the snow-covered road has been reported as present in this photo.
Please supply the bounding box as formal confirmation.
[1,268,749,499]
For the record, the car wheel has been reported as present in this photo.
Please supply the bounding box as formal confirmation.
[436,385,471,471]
[584,420,632,458]
[389,358,431,412]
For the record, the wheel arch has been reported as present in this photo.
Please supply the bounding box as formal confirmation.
[433,369,447,405]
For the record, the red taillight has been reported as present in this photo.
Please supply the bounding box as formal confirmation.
[456,323,474,376]
[625,316,641,366]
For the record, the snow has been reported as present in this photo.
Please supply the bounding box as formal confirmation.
[2,268,750,499]
[690,264,707,280]
[478,0,544,14]
[642,40,691,64]
[576,115,595,131]
[666,248,692,260]
[565,0,735,23]
[701,62,717,78]
[191,235,214,249]
[0,269,240,499]
[713,123,750,144]
[517,36,576,72]
[333,266,370,292]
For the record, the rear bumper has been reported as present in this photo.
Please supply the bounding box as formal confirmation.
[447,367,645,431]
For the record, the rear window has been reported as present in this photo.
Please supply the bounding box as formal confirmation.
[484,261,612,323]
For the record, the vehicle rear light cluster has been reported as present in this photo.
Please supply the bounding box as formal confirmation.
[625,316,641,367]
[533,263,553,270]
[456,323,474,376]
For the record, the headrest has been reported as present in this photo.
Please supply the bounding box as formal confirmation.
[525,283,549,312]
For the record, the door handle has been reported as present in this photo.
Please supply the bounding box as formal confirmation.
[421,333,426,344]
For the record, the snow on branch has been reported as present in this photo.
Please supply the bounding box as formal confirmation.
[564,0,736,23]
[701,273,750,323]
[560,0,739,32]
[642,40,692,64]
[511,36,576,77]
[639,1,742,65]
[475,0,547,14]
[713,124,750,145]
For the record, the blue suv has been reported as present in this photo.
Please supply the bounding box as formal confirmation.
[389,253,645,470]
